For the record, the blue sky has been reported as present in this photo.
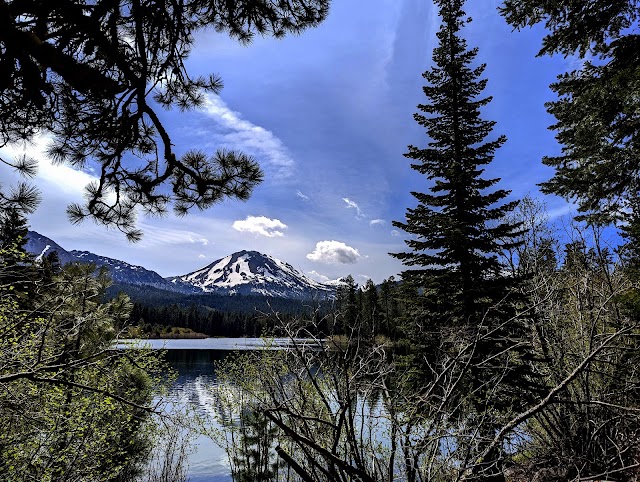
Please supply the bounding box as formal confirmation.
[2,0,577,284]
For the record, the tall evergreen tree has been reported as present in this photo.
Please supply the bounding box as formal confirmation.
[392,0,522,335]
[391,1,528,479]
[335,275,358,334]
[0,208,36,295]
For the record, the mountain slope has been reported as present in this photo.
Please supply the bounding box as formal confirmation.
[24,231,78,265]
[70,250,192,291]
[168,250,333,299]
[25,232,337,300]
[25,231,191,293]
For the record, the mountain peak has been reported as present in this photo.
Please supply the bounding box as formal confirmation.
[24,231,191,293]
[168,250,332,299]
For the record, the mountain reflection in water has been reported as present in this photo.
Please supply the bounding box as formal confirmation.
[162,347,233,481]
[137,338,323,481]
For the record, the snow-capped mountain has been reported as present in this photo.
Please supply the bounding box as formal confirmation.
[25,231,191,292]
[24,232,338,300]
[167,250,334,299]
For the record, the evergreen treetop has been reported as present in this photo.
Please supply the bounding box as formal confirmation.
[392,0,522,325]
[500,0,640,220]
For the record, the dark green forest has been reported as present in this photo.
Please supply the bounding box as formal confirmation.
[3,0,640,480]
[117,275,401,339]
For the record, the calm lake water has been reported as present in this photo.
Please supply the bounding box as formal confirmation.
[120,338,313,481]
[118,337,320,350]
[161,347,231,482]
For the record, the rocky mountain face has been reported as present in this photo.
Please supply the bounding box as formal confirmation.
[25,231,78,266]
[71,250,193,292]
[168,250,334,299]
[25,231,190,292]
[25,232,335,300]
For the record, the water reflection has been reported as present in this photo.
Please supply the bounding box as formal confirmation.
[157,340,401,481]
[142,339,322,481]
[120,337,322,350]
[162,348,233,481]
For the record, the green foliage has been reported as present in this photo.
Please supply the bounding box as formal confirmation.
[0,216,170,481]
[209,351,288,481]
[0,181,41,217]
[511,221,640,481]
[619,197,640,279]
[500,0,637,57]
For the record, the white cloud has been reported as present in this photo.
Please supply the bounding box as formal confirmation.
[191,237,209,246]
[203,94,295,179]
[232,215,288,237]
[343,197,365,219]
[296,190,309,201]
[370,219,386,227]
[306,240,361,264]
[390,229,400,236]
[198,254,206,259]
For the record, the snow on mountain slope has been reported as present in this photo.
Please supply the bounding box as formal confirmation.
[167,250,334,299]
[25,232,338,299]
[25,231,80,265]
[24,231,191,293]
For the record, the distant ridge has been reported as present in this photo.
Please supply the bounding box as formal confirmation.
[24,232,338,300]
[25,231,192,293]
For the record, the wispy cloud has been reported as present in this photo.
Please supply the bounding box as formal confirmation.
[296,190,310,201]
[307,240,361,264]
[137,222,210,247]
[390,229,400,236]
[1,136,95,198]
[370,219,386,227]
[547,203,576,220]
[202,94,295,179]
[343,197,365,219]
[232,215,288,237]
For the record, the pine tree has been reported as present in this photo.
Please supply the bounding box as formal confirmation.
[391,1,528,479]
[0,208,37,295]
[0,208,29,252]
[362,278,379,336]
[1,0,329,240]
[392,0,522,330]
[335,275,358,334]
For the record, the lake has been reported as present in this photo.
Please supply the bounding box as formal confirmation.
[118,337,322,350]
[121,338,320,481]
[123,338,531,482]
